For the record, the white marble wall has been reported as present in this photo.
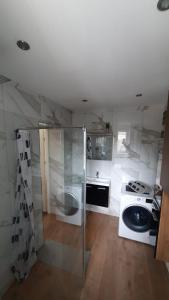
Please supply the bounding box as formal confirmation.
[72,128,85,183]
[48,127,85,212]
[48,129,65,213]
[73,104,164,216]
[0,82,72,296]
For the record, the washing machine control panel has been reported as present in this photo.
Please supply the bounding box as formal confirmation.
[136,197,142,202]
[136,197,153,203]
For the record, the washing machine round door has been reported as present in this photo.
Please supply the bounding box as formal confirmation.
[60,192,79,216]
[122,205,153,232]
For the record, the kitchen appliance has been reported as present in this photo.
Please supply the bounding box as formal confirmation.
[118,183,160,245]
[55,185,82,226]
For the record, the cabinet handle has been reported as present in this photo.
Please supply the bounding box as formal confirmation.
[86,185,92,188]
[97,187,106,190]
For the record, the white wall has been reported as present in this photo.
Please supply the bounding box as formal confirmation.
[0,81,72,296]
[73,104,164,216]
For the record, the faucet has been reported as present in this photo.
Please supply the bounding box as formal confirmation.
[96,171,99,178]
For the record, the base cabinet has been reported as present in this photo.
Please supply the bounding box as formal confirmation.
[86,184,109,207]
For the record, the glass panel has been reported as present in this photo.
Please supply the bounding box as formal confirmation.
[39,127,86,299]
[2,127,86,300]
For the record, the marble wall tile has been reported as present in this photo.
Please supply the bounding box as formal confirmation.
[0,187,12,224]
[0,138,8,184]
[47,127,85,215]
[0,227,12,258]
[64,128,73,186]
[0,82,72,295]
[48,129,64,212]
[41,96,72,126]
[0,85,5,111]
[72,129,84,179]
[18,89,41,118]
[73,105,164,216]
[3,83,41,120]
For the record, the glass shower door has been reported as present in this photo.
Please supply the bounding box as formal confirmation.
[38,127,86,299]
[2,127,86,300]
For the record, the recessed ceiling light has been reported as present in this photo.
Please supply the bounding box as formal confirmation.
[82,99,88,102]
[157,0,169,11]
[136,93,142,97]
[16,40,30,51]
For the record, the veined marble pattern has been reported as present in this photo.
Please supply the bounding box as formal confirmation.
[0,108,12,228]
[47,127,85,216]
[0,82,72,296]
[73,106,164,217]
[49,157,64,177]
[48,129,64,213]
[64,129,73,186]
[2,84,41,120]
[72,129,84,179]
[18,89,41,117]
[41,96,72,126]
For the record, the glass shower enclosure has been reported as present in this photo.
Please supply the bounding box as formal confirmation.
[2,127,86,300]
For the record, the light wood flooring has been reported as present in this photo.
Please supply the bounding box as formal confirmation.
[82,212,169,300]
[3,211,169,300]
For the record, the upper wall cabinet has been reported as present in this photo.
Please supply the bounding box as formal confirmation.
[87,134,113,161]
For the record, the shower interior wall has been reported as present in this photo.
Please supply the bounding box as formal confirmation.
[47,128,84,215]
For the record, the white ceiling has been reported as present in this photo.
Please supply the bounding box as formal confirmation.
[0,0,168,111]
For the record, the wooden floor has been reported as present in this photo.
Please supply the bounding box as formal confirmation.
[3,212,169,300]
[43,213,83,248]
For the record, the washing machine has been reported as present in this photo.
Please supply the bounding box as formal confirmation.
[118,184,158,245]
[55,185,83,226]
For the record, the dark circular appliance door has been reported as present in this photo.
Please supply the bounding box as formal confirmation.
[122,206,153,233]
[60,193,79,216]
